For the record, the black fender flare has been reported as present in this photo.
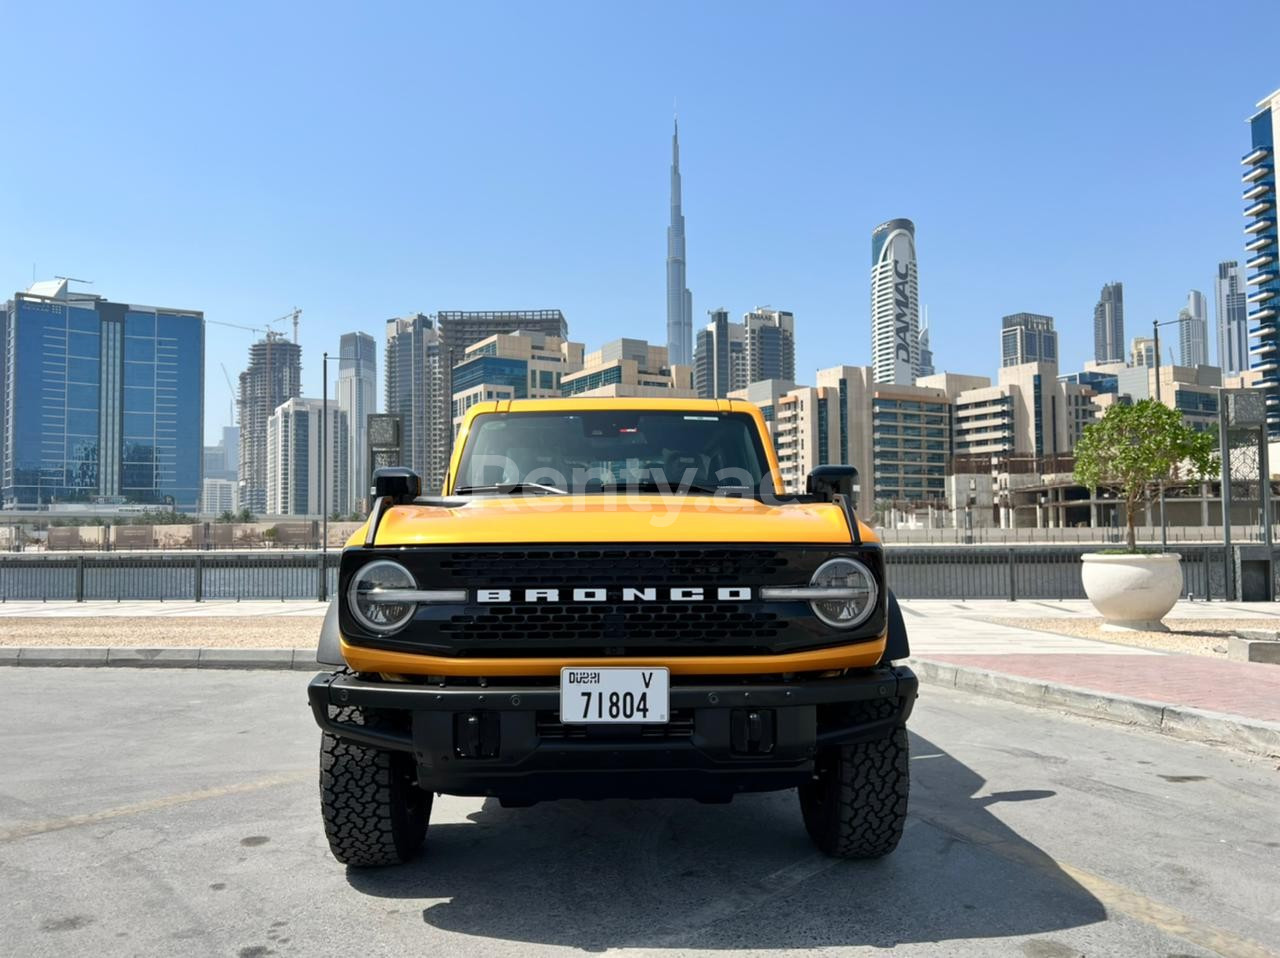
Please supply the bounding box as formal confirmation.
[880,589,910,664]
[316,599,345,667]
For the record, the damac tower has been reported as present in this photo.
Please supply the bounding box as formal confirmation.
[666,119,693,367]
[870,218,920,384]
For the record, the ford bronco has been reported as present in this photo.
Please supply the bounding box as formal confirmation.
[308,398,916,865]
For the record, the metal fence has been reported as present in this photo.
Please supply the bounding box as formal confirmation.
[0,551,340,602]
[0,546,1243,603]
[882,545,1228,601]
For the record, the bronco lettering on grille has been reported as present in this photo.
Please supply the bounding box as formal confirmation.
[475,587,752,603]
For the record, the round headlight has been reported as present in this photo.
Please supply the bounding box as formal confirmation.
[809,557,877,628]
[348,560,417,634]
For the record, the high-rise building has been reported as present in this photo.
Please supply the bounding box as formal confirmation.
[203,425,239,483]
[1093,282,1125,363]
[201,477,237,515]
[265,397,348,516]
[693,308,746,399]
[2,279,204,511]
[451,331,583,431]
[383,310,568,494]
[1178,290,1210,366]
[743,307,796,385]
[1243,89,1280,435]
[1130,336,1156,367]
[1001,313,1057,367]
[237,333,301,514]
[337,331,376,514]
[917,313,935,379]
[437,310,568,479]
[1217,261,1250,376]
[666,119,693,367]
[870,218,920,384]
[560,339,695,398]
[384,314,446,494]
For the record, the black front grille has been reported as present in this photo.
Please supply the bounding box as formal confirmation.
[440,602,782,650]
[342,544,885,658]
[432,548,795,589]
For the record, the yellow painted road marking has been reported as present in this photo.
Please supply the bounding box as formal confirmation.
[914,806,1278,958]
[0,771,310,843]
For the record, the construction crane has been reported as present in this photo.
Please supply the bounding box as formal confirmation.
[207,309,301,342]
[206,318,272,336]
[275,307,302,344]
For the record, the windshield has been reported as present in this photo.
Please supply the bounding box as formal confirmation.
[453,410,772,494]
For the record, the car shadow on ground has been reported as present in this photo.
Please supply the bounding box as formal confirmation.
[346,732,1105,950]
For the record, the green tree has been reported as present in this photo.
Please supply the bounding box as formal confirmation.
[1073,400,1218,552]
[236,506,257,523]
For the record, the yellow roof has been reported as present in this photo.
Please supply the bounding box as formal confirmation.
[499,397,742,412]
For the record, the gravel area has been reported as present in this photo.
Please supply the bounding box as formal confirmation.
[979,616,1280,658]
[0,617,320,648]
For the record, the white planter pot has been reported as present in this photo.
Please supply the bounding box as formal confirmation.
[1081,553,1183,631]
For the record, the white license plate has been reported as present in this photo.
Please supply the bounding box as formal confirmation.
[560,667,669,724]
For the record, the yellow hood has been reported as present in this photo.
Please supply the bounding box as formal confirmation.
[355,494,875,546]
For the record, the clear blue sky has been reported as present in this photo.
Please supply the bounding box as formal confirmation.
[3,1,1278,438]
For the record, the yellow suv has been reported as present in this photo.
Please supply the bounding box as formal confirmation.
[308,398,916,865]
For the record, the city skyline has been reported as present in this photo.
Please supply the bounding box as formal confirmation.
[3,4,1279,438]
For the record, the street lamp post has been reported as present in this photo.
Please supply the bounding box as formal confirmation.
[1152,317,1184,552]
[321,351,329,602]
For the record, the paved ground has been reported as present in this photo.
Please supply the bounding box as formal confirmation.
[903,600,1280,726]
[2,669,1278,957]
[0,600,327,617]
[0,601,326,648]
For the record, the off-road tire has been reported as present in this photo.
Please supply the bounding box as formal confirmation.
[799,708,909,859]
[320,705,430,866]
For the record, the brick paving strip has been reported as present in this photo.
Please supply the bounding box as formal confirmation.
[904,599,1280,758]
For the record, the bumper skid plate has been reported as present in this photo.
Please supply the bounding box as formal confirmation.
[309,666,917,802]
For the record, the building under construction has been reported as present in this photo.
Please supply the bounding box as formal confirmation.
[238,332,301,513]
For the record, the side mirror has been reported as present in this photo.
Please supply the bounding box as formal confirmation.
[372,467,421,506]
[807,465,858,505]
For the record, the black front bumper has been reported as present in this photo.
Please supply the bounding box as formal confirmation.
[308,666,917,802]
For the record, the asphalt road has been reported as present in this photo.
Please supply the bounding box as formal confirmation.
[1,670,1277,958]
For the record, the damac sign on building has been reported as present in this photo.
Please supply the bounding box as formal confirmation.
[894,262,912,364]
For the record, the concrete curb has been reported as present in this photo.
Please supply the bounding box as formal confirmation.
[6,646,1277,757]
[908,656,1280,759]
[0,647,321,671]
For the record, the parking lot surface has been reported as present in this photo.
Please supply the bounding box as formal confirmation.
[2,668,1277,957]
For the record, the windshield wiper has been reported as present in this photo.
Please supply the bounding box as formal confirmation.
[454,482,567,496]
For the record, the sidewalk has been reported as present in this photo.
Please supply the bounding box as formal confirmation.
[903,599,1280,755]
[0,600,327,618]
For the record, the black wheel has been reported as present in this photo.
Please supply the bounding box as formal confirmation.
[319,706,430,866]
[799,721,909,860]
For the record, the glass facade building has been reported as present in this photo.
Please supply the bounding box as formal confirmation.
[1244,90,1280,436]
[337,331,376,515]
[1001,313,1057,367]
[1216,261,1249,376]
[1092,282,1125,364]
[2,282,203,510]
